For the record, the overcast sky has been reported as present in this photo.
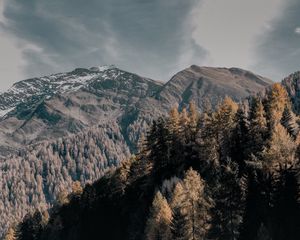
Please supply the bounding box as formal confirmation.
[0,0,299,91]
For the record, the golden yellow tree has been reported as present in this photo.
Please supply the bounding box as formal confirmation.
[145,191,173,240]
[4,227,16,240]
[266,83,289,127]
[262,123,297,171]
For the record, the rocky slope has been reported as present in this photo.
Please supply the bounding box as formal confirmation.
[281,71,300,114]
[157,65,272,109]
[0,65,272,237]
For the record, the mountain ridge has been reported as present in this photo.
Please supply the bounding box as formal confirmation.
[0,65,273,237]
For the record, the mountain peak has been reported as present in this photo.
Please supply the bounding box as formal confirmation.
[0,65,123,117]
[158,65,273,109]
[89,65,116,72]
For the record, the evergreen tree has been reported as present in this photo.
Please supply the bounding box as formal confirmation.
[272,166,300,240]
[238,173,264,240]
[231,105,250,170]
[173,168,212,240]
[168,107,180,135]
[17,211,44,240]
[210,159,244,240]
[188,101,198,141]
[281,105,299,138]
[145,191,173,240]
[248,97,267,158]
[171,183,186,240]
[262,123,297,171]
[4,227,17,240]
[213,96,238,164]
[147,118,171,180]
[265,83,289,128]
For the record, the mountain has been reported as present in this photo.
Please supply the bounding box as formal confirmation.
[12,82,300,240]
[0,66,116,117]
[0,66,162,157]
[157,65,272,109]
[0,65,272,237]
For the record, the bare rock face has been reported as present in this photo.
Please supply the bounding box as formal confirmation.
[0,65,273,237]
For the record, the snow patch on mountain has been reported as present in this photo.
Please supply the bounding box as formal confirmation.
[0,66,120,117]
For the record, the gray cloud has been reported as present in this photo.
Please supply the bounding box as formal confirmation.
[1,0,207,81]
[254,0,300,81]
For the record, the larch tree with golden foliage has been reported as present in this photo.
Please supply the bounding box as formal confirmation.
[145,191,173,240]
[262,123,297,171]
[4,227,17,240]
[265,83,289,128]
[171,168,212,240]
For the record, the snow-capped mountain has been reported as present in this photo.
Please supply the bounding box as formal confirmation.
[0,65,116,117]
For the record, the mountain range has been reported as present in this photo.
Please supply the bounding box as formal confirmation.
[0,65,281,237]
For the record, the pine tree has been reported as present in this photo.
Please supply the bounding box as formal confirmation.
[173,168,212,240]
[168,107,183,168]
[145,191,173,240]
[147,118,171,179]
[188,101,198,141]
[231,105,250,169]
[272,166,300,240]
[248,97,267,158]
[197,111,220,183]
[179,108,190,143]
[213,96,238,164]
[4,227,17,240]
[171,183,186,240]
[168,107,180,135]
[17,211,44,240]
[262,123,297,172]
[238,173,264,240]
[265,83,289,128]
[210,159,244,240]
[281,105,299,138]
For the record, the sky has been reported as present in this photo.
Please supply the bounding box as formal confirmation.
[0,0,300,91]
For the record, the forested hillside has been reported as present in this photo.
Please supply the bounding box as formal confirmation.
[0,123,130,238]
[0,65,272,238]
[9,83,300,240]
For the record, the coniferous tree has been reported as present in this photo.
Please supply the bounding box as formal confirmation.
[4,227,17,240]
[173,168,212,240]
[265,83,289,129]
[17,211,44,240]
[272,166,300,240]
[147,118,171,180]
[188,101,198,141]
[231,105,250,170]
[213,96,238,164]
[171,182,186,240]
[262,123,297,171]
[145,191,173,240]
[281,105,299,138]
[210,159,244,240]
[238,173,264,240]
[248,97,268,158]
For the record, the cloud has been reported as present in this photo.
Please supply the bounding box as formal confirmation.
[254,0,300,81]
[192,0,283,71]
[294,27,300,35]
[1,0,207,82]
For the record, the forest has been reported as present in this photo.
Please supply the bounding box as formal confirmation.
[5,83,300,240]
